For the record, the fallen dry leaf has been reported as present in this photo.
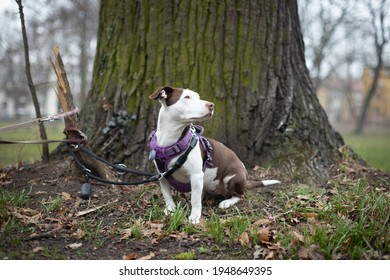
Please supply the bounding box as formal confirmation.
[143,221,164,237]
[290,217,300,224]
[239,232,250,246]
[35,191,48,195]
[253,218,272,226]
[296,195,310,200]
[298,245,324,260]
[265,250,275,260]
[61,192,71,201]
[67,242,83,249]
[297,212,318,219]
[292,230,305,243]
[298,248,308,259]
[259,228,270,243]
[137,252,155,260]
[123,253,142,260]
[120,228,133,240]
[11,207,43,225]
[32,246,45,253]
[74,228,85,239]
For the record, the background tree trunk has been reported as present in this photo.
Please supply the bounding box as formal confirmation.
[354,0,388,135]
[16,0,50,163]
[80,0,346,184]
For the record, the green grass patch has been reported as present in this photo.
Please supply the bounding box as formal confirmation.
[343,134,390,171]
[0,121,65,167]
[276,179,389,259]
[0,187,31,208]
[173,251,196,260]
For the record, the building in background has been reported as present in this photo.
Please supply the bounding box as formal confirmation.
[317,77,362,124]
[0,84,57,120]
[361,66,390,124]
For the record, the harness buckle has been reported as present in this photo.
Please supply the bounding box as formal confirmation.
[149,172,166,182]
[189,126,199,148]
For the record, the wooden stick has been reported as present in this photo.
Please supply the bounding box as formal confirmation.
[75,199,119,217]
[51,46,116,181]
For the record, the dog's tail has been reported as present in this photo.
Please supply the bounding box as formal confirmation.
[247,180,281,189]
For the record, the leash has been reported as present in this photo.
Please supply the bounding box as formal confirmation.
[0,108,86,145]
[67,131,199,186]
[1,106,200,196]
[0,107,79,133]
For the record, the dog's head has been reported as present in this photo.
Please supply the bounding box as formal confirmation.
[149,86,214,124]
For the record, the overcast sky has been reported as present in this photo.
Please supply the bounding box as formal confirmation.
[0,0,13,12]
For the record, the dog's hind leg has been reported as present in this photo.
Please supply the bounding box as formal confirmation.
[218,174,244,209]
[218,196,241,209]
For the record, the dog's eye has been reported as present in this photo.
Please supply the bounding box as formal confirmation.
[184,95,191,99]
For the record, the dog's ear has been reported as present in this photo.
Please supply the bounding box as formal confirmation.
[149,86,174,100]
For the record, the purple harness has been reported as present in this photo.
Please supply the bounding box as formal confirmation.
[148,125,212,192]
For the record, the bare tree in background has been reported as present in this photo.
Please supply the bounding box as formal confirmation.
[299,0,355,93]
[1,0,98,109]
[354,0,389,134]
[15,0,49,162]
[343,51,358,119]
[43,0,98,105]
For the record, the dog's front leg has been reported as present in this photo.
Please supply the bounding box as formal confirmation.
[159,178,176,214]
[189,173,204,224]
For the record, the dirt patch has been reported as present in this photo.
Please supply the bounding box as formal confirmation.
[0,158,389,260]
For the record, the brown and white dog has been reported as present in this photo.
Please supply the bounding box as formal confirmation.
[149,86,280,224]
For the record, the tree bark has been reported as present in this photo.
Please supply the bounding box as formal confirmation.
[81,0,346,184]
[51,46,116,182]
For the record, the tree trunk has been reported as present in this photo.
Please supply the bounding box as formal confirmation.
[80,0,346,184]
[16,0,49,163]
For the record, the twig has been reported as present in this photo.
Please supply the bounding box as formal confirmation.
[75,199,119,217]
[24,227,62,241]
[68,198,83,218]
[15,0,49,162]
[268,210,294,220]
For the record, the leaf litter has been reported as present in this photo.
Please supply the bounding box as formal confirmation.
[0,159,389,259]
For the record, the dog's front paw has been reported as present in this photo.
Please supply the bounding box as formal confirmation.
[164,203,176,215]
[189,213,201,224]
[189,206,202,224]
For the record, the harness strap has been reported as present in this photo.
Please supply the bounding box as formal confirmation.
[149,125,213,193]
[163,133,199,178]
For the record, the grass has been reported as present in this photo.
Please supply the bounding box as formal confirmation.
[343,133,390,171]
[0,187,31,208]
[166,202,188,233]
[41,195,63,213]
[174,251,196,260]
[114,176,388,259]
[275,179,389,259]
[0,120,64,167]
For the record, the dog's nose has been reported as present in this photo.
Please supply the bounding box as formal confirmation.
[206,102,214,111]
